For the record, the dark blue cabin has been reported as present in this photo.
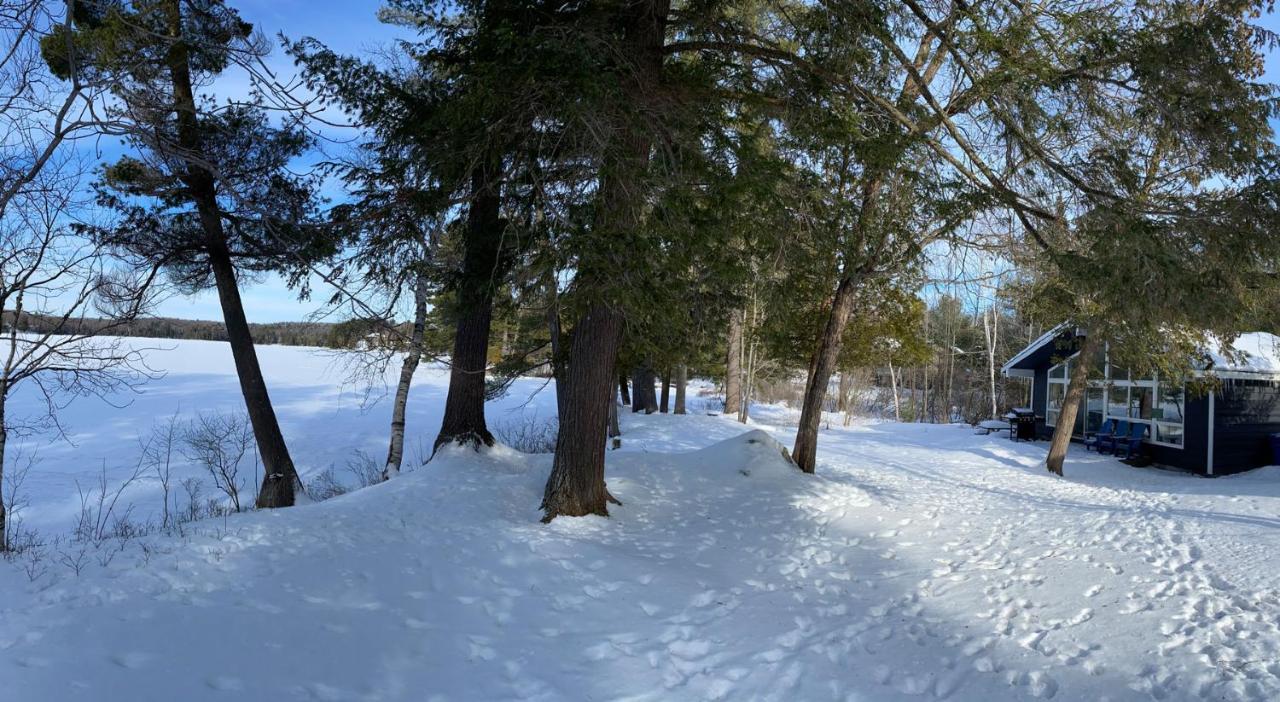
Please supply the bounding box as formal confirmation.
[1002,327,1280,476]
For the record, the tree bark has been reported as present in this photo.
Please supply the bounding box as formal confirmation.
[738,296,760,424]
[724,308,743,416]
[383,274,429,480]
[541,0,666,521]
[984,306,999,418]
[673,364,687,414]
[632,365,658,414]
[608,384,621,441]
[541,303,625,521]
[618,373,631,406]
[163,0,299,507]
[434,163,504,453]
[888,359,901,421]
[1046,335,1092,476]
[792,275,860,473]
[0,418,7,552]
[546,271,568,419]
[659,369,671,413]
[837,372,850,413]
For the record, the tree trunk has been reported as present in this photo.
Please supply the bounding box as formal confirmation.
[164,0,298,508]
[608,384,621,443]
[207,245,300,507]
[632,365,658,414]
[724,309,743,416]
[659,369,671,413]
[673,364,687,415]
[0,419,7,552]
[541,303,625,521]
[546,272,568,419]
[792,275,859,473]
[738,296,760,424]
[984,306,999,418]
[618,373,631,406]
[1046,335,1092,476]
[888,359,901,421]
[434,164,504,453]
[541,0,666,522]
[837,371,850,413]
[383,274,429,480]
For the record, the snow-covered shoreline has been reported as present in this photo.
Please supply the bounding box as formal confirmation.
[5,339,1280,701]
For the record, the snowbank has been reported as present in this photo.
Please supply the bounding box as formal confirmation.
[6,340,1280,701]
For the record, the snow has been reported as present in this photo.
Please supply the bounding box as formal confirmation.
[6,339,1280,700]
[1207,332,1280,374]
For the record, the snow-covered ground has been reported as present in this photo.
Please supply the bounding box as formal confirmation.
[5,339,1280,701]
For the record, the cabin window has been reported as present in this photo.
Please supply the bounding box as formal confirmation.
[1130,386,1154,419]
[1156,385,1184,423]
[1085,388,1105,433]
[1152,385,1185,447]
[1107,386,1129,417]
[1040,345,1186,449]
[1102,370,1184,448]
[1046,377,1066,427]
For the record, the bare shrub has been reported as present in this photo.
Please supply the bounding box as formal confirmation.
[496,415,558,454]
[1,447,35,553]
[345,450,382,489]
[141,412,182,529]
[305,466,347,501]
[73,459,144,546]
[182,412,253,513]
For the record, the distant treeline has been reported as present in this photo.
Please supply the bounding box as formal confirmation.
[6,312,350,348]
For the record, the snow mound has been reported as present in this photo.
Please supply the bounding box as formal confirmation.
[682,429,800,480]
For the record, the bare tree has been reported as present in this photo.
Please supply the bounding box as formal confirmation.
[1,1,157,550]
[0,159,157,551]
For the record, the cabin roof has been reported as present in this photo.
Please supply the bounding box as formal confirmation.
[1002,326,1280,379]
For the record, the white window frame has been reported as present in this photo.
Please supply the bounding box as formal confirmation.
[1044,347,1185,450]
[1100,346,1184,450]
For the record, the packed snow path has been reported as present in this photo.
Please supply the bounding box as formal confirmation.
[4,344,1280,701]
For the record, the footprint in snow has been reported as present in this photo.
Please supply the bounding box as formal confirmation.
[206,676,244,692]
[110,652,150,669]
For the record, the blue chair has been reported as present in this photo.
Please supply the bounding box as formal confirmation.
[1099,420,1129,454]
[1114,422,1149,460]
[1084,419,1115,452]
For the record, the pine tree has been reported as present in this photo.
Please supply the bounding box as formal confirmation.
[45,0,332,507]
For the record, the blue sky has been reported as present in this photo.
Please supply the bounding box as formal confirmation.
[151,3,1280,323]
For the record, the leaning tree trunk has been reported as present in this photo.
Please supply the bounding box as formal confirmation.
[434,164,504,453]
[673,364,687,415]
[724,309,743,416]
[659,369,671,413]
[1046,335,1092,476]
[793,275,860,473]
[383,274,430,480]
[541,303,626,521]
[207,243,301,507]
[165,0,299,508]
